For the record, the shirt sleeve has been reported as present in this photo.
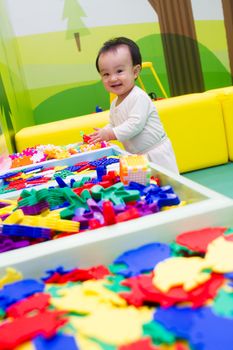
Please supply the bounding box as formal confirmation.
[113,94,150,142]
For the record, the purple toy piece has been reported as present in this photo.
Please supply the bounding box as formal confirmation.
[20,201,49,215]
[0,235,30,253]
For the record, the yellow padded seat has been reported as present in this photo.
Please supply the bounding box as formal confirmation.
[155,93,228,173]
[15,111,110,152]
[204,86,233,161]
[203,86,233,95]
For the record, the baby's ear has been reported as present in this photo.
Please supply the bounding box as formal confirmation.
[134,64,141,78]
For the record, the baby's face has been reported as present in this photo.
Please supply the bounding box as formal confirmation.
[98,45,140,103]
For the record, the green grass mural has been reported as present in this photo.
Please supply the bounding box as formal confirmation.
[33,33,232,125]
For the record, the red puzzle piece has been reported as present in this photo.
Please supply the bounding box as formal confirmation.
[118,338,159,350]
[6,293,50,318]
[120,272,224,308]
[176,227,227,253]
[0,310,67,348]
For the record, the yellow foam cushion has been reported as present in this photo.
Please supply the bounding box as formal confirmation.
[222,96,233,160]
[15,111,109,151]
[203,86,233,95]
[155,93,228,173]
[204,86,233,161]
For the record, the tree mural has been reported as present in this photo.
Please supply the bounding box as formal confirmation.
[0,73,15,151]
[62,0,90,51]
[148,0,204,96]
[221,0,233,83]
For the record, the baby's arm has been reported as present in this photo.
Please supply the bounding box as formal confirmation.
[88,126,116,144]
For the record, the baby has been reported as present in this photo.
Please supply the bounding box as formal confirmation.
[89,37,179,174]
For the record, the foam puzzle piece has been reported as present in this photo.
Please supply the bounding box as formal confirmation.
[153,306,197,339]
[152,256,210,292]
[143,320,175,345]
[205,236,233,272]
[0,279,44,309]
[51,280,126,314]
[71,305,152,346]
[212,289,233,318]
[0,267,23,288]
[113,243,171,277]
[33,334,79,350]
[121,272,224,308]
[154,306,233,350]
[0,310,67,348]
[118,337,159,349]
[176,227,227,253]
[6,293,50,318]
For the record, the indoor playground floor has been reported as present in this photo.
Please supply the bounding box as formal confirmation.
[183,162,233,199]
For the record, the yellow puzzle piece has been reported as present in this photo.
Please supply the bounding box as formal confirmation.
[71,305,152,346]
[205,236,233,273]
[0,267,23,288]
[152,256,210,292]
[51,279,126,314]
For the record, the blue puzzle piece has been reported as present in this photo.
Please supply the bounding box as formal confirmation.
[225,272,233,279]
[154,306,196,339]
[190,307,233,350]
[0,279,44,309]
[34,334,79,350]
[154,306,233,350]
[113,242,171,277]
[41,266,73,281]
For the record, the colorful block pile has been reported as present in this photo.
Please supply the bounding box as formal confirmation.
[0,157,181,253]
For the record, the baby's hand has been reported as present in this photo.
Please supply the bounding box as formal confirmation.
[88,128,115,144]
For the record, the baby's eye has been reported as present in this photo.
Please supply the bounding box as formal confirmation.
[117,69,123,73]
[102,72,109,77]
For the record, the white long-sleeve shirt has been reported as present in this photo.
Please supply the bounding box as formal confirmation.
[107,86,166,154]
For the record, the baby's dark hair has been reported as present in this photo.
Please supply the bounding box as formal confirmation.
[96,37,142,72]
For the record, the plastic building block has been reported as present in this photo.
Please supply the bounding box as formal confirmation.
[54,176,69,188]
[2,224,52,239]
[116,207,140,223]
[96,165,107,181]
[21,216,80,233]
[103,200,116,225]
[0,236,30,253]
[120,155,151,185]
[91,183,140,206]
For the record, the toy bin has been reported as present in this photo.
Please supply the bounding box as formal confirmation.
[0,153,233,278]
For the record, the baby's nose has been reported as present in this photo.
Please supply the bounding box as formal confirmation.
[110,74,117,81]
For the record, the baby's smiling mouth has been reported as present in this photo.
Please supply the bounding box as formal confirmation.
[111,83,122,88]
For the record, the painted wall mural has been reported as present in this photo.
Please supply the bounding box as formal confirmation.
[0,0,232,152]
[63,0,90,51]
